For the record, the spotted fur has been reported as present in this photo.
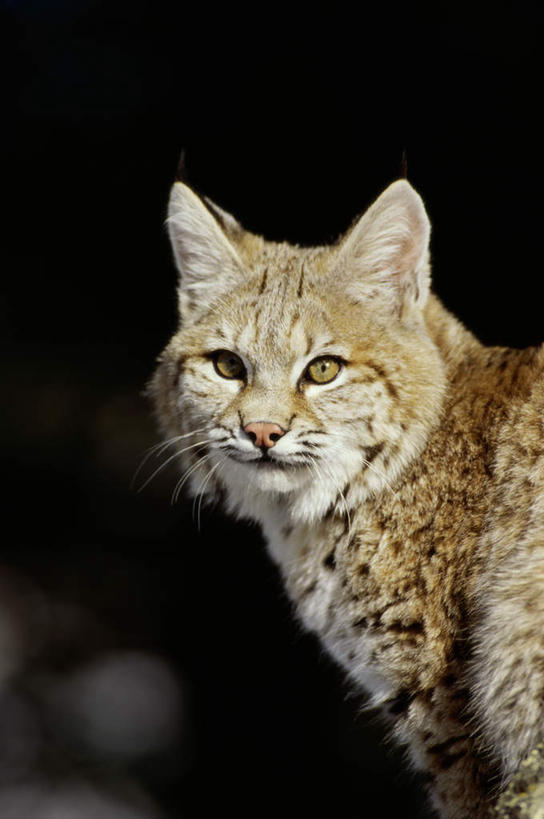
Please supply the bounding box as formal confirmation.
[149,178,544,817]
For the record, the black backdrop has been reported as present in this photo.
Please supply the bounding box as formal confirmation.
[3,3,542,818]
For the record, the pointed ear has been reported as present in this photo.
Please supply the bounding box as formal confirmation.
[167,182,245,321]
[333,180,431,319]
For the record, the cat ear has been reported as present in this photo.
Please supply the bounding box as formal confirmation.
[333,180,431,319]
[167,182,245,321]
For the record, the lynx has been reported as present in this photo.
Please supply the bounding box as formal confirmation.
[149,175,544,817]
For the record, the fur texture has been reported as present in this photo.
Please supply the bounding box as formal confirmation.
[149,178,544,817]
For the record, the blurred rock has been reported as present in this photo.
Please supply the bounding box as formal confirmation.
[0,568,50,683]
[45,652,183,759]
[0,780,162,819]
[0,689,42,782]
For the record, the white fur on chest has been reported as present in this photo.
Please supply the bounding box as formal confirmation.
[260,511,394,707]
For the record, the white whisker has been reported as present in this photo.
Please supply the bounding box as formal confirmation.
[194,458,226,531]
[137,439,213,493]
[131,427,208,489]
[172,452,212,505]
[306,454,353,541]
[325,430,395,493]
[360,457,394,493]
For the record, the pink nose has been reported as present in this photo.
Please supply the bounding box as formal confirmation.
[244,421,285,449]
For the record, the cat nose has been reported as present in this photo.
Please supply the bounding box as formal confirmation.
[244,421,285,449]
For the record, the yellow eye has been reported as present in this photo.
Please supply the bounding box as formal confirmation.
[213,350,246,380]
[306,357,341,384]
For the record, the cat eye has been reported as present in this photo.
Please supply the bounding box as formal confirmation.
[305,356,341,384]
[212,350,246,380]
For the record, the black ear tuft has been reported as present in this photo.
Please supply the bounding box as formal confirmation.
[400,149,408,180]
[175,149,189,183]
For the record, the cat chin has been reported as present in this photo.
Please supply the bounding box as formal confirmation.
[221,456,366,527]
[224,457,314,495]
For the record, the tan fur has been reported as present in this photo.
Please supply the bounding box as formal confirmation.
[149,179,544,817]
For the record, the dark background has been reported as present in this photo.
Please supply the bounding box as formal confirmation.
[3,3,542,817]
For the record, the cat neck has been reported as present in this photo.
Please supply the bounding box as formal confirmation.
[424,293,483,375]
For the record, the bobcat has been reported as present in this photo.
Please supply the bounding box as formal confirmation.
[149,174,544,817]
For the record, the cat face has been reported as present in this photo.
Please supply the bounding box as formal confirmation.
[150,180,446,523]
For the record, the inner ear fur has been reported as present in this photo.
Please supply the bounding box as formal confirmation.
[333,179,431,318]
[167,182,245,321]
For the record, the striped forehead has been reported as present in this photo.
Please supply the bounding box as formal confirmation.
[203,245,336,360]
[256,263,299,322]
[247,257,323,355]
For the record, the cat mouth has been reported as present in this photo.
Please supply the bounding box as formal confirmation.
[229,453,306,471]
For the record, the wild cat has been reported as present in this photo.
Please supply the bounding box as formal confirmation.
[149,174,544,817]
